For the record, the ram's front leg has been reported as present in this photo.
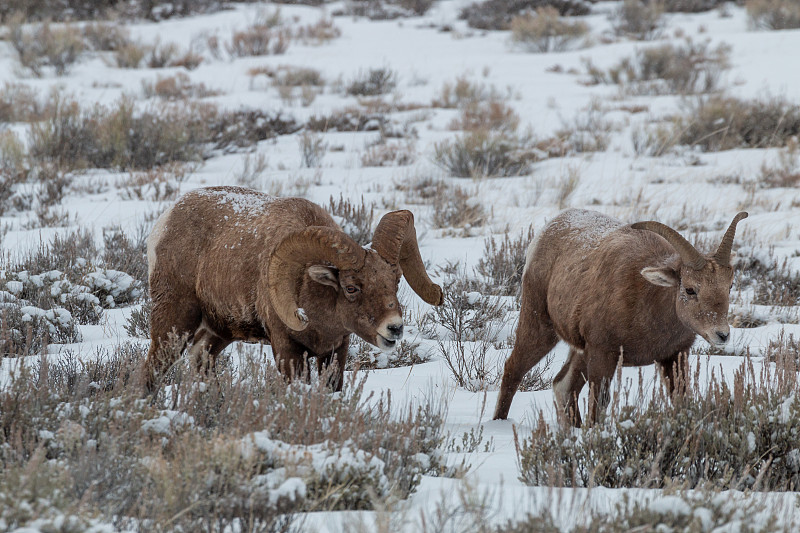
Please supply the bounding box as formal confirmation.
[271,333,310,383]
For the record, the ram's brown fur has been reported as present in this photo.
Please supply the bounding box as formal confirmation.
[145,186,442,391]
[493,209,747,426]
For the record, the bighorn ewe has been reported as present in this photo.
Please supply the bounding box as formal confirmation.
[493,209,748,426]
[145,186,442,390]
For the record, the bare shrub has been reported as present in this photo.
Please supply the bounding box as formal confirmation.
[449,100,520,134]
[434,130,539,178]
[8,17,86,76]
[662,0,730,12]
[102,225,149,285]
[674,95,800,151]
[0,83,45,122]
[274,66,325,87]
[227,11,290,57]
[432,184,487,230]
[347,337,431,370]
[298,130,327,167]
[735,249,800,307]
[759,139,800,188]
[307,108,387,132]
[234,152,269,188]
[748,0,800,30]
[611,0,664,40]
[433,76,507,109]
[209,109,300,152]
[460,0,590,30]
[1,0,254,23]
[362,140,417,167]
[336,0,435,19]
[510,6,589,53]
[124,299,152,338]
[114,40,149,68]
[327,195,375,246]
[29,95,215,171]
[294,17,342,43]
[477,226,535,297]
[0,131,29,203]
[81,22,130,51]
[142,72,219,100]
[584,39,730,95]
[346,68,398,97]
[554,102,612,153]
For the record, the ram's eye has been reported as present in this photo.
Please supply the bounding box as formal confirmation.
[346,286,359,294]
[685,287,697,296]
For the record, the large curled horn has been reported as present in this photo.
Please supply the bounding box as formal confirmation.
[713,212,748,267]
[268,227,366,331]
[631,220,706,270]
[372,210,443,306]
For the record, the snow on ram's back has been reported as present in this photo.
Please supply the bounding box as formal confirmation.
[1,0,800,530]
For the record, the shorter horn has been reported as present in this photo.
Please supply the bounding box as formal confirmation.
[631,220,706,270]
[713,212,748,267]
[372,210,443,306]
[268,227,366,331]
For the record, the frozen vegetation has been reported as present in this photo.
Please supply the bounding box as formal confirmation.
[2,0,800,531]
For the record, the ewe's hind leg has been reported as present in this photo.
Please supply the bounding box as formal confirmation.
[145,296,202,392]
[552,347,588,427]
[494,314,558,420]
[658,351,690,398]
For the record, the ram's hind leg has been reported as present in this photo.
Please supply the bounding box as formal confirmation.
[494,312,558,420]
[144,295,202,392]
[552,347,587,427]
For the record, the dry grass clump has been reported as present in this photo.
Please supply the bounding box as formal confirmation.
[298,130,327,167]
[117,162,191,202]
[433,76,510,109]
[227,10,290,57]
[335,0,435,20]
[459,0,590,30]
[7,16,85,76]
[0,343,448,528]
[142,72,220,100]
[477,226,535,297]
[584,39,730,95]
[449,100,520,134]
[432,184,487,230]
[346,68,398,97]
[748,0,800,30]
[28,95,215,171]
[735,249,800,307]
[434,130,540,178]
[517,357,800,491]
[0,83,47,123]
[673,95,800,151]
[327,195,375,246]
[758,139,800,188]
[610,0,664,40]
[510,7,590,53]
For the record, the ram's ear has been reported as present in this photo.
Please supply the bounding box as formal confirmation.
[308,265,339,289]
[641,266,679,287]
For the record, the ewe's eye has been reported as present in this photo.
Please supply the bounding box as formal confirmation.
[685,287,697,296]
[346,285,359,294]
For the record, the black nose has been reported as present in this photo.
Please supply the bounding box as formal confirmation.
[387,324,403,338]
[716,332,729,342]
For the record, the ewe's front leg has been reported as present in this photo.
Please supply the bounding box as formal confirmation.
[586,349,618,425]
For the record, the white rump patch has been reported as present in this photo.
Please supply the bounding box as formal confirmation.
[147,204,173,281]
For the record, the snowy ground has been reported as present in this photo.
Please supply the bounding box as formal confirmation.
[2,0,800,530]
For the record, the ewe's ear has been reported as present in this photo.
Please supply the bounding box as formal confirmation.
[641,266,679,287]
[308,265,339,289]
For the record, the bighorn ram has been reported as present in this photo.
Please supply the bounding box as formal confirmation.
[145,186,443,390]
[493,209,748,426]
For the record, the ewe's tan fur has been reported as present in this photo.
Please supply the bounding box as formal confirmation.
[494,209,747,426]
